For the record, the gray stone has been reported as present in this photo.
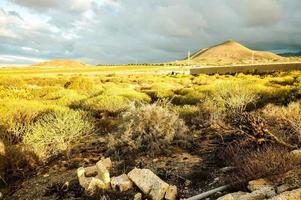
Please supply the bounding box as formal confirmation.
[96,159,111,187]
[240,186,276,200]
[276,183,297,194]
[217,191,247,200]
[268,188,301,200]
[84,165,98,177]
[217,194,234,200]
[248,178,273,192]
[111,174,133,192]
[133,193,142,200]
[164,185,177,200]
[77,167,107,194]
[128,168,169,200]
[290,149,301,160]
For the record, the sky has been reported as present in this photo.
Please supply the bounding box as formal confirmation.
[0,0,300,64]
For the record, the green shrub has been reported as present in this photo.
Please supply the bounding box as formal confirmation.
[0,99,66,144]
[109,102,188,155]
[23,110,93,159]
[173,88,206,105]
[0,87,33,100]
[0,77,26,88]
[204,80,258,114]
[102,83,151,102]
[80,95,130,114]
[64,77,96,92]
[41,88,87,106]
[149,82,176,98]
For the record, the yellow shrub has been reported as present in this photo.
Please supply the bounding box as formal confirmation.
[102,83,151,102]
[109,102,187,155]
[23,110,94,159]
[0,98,66,144]
[64,76,96,92]
[206,80,258,113]
[80,95,130,113]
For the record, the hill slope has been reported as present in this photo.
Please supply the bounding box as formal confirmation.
[188,40,283,65]
[32,60,88,68]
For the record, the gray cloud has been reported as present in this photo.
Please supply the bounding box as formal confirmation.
[1,0,301,64]
[236,0,283,27]
[11,0,60,10]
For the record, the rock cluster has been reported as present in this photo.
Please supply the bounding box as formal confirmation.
[77,158,177,200]
[217,169,301,200]
[77,157,112,194]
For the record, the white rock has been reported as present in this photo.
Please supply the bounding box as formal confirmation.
[239,191,265,200]
[217,194,234,200]
[217,191,247,200]
[268,188,301,200]
[133,192,142,200]
[96,158,111,186]
[128,168,169,200]
[111,174,133,192]
[276,184,296,194]
[290,149,301,160]
[248,178,272,192]
[86,177,107,194]
[77,167,90,189]
[77,167,107,193]
[165,185,177,200]
[84,165,98,177]
[240,186,276,200]
[99,157,112,170]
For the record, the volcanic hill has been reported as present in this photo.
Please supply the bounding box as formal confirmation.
[187,40,283,65]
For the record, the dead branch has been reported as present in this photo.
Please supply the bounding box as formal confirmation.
[185,184,230,200]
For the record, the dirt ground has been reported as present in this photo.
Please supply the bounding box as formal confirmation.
[2,134,231,200]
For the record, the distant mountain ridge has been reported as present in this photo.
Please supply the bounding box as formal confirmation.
[32,60,88,68]
[278,51,301,57]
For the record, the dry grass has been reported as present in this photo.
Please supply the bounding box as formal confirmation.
[23,110,94,160]
[108,101,188,156]
[0,71,301,187]
[262,102,301,146]
[226,145,299,184]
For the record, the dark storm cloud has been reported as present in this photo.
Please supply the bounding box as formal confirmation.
[0,0,301,64]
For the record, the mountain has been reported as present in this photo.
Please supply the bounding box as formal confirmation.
[187,40,282,64]
[278,51,301,57]
[32,60,88,68]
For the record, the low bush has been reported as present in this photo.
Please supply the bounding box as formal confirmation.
[149,82,177,99]
[202,80,258,115]
[262,102,301,146]
[23,110,94,160]
[0,99,66,144]
[227,145,298,184]
[64,77,96,92]
[108,102,188,156]
[41,88,87,106]
[0,77,26,88]
[79,95,130,114]
[102,83,151,103]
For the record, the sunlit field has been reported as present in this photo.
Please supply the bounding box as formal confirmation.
[1,1,301,198]
[1,71,301,199]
